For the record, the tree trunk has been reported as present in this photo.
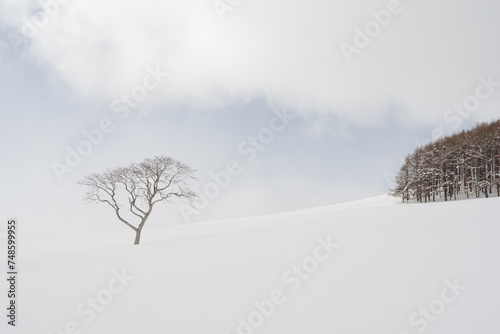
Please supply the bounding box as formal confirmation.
[134,227,143,245]
[134,212,151,245]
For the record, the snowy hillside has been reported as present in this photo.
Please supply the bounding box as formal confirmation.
[2,195,500,334]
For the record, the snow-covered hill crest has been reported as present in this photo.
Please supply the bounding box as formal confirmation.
[3,195,500,333]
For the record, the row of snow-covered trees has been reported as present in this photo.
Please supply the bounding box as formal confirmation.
[391,120,500,203]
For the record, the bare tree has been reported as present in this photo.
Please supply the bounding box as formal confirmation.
[78,156,197,245]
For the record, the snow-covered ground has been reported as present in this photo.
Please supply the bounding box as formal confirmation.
[2,195,500,333]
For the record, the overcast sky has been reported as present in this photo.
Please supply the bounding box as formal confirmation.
[1,0,500,241]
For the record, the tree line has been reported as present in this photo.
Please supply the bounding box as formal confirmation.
[391,119,500,203]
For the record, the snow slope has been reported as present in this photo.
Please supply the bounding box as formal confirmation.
[2,195,500,334]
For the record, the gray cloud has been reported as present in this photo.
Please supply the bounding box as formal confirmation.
[2,0,500,127]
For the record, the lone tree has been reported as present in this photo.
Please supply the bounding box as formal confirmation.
[78,156,197,245]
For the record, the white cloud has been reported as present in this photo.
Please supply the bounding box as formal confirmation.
[2,0,500,126]
[0,40,6,73]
